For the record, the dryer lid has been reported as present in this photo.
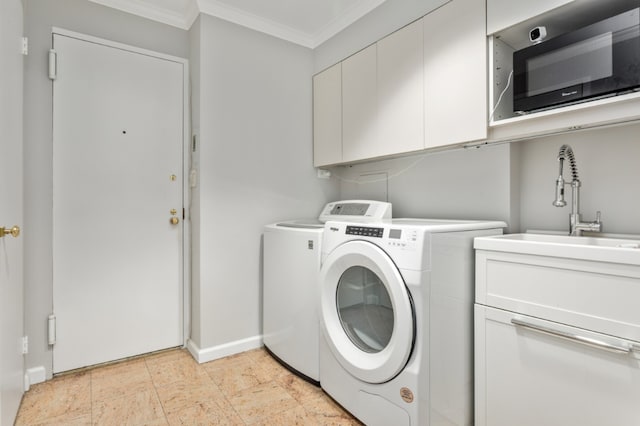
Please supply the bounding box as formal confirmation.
[276,219,324,229]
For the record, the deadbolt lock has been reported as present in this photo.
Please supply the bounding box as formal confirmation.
[170,217,179,225]
[0,225,20,238]
[170,209,177,216]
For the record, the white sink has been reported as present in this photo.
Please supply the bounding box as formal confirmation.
[474,233,640,265]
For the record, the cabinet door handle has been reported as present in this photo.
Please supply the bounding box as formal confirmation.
[511,318,630,355]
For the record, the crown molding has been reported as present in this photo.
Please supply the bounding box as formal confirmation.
[312,0,387,47]
[183,0,201,29]
[89,0,387,48]
[197,0,315,48]
[89,0,193,29]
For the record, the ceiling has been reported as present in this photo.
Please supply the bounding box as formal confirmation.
[88,0,388,48]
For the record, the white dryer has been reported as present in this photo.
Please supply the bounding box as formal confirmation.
[318,218,506,426]
[262,200,392,384]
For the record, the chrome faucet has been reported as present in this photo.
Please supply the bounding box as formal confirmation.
[553,144,602,236]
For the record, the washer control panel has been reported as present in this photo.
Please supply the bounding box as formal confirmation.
[345,225,384,238]
[342,225,419,251]
[387,227,419,250]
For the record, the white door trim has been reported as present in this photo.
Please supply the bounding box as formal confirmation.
[51,27,191,349]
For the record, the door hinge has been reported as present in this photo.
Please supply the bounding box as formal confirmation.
[21,37,28,55]
[183,208,185,220]
[22,336,29,354]
[48,314,57,346]
[48,49,57,80]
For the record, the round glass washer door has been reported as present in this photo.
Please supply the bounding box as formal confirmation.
[319,240,415,384]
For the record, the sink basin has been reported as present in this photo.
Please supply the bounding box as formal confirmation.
[474,233,640,265]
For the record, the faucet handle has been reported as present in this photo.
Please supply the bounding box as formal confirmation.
[595,211,601,223]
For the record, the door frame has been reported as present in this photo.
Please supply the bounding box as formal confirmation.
[51,27,191,349]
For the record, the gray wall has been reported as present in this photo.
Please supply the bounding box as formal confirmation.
[23,0,189,377]
[330,144,515,230]
[191,14,339,352]
[331,124,640,236]
[517,123,640,235]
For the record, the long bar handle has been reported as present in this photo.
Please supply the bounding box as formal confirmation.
[511,318,630,355]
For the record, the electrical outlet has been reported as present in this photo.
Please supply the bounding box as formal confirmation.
[317,169,331,179]
[22,336,28,354]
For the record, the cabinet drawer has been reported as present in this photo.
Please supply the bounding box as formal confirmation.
[475,305,640,426]
[475,250,640,342]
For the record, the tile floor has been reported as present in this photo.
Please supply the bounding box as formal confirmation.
[15,347,362,425]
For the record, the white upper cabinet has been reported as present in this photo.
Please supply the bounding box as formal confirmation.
[487,0,574,34]
[342,44,378,163]
[376,19,425,158]
[339,20,425,164]
[312,2,486,165]
[424,0,487,148]
[313,63,342,167]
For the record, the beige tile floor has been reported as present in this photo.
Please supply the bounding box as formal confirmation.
[15,348,363,425]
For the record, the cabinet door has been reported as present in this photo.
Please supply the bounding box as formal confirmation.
[424,0,487,148]
[475,305,640,426]
[342,44,377,163]
[487,0,574,34]
[376,19,425,158]
[313,63,342,167]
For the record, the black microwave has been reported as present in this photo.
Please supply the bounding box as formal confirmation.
[513,7,640,113]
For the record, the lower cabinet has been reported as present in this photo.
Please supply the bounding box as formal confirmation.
[475,305,640,426]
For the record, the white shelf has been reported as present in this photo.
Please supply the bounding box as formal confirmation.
[488,91,640,142]
[486,0,640,143]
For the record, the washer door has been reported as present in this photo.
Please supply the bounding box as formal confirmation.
[319,240,415,384]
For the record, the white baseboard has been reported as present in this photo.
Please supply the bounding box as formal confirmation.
[24,366,47,391]
[187,335,263,364]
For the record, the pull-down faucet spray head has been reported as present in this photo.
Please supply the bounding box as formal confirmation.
[553,157,567,207]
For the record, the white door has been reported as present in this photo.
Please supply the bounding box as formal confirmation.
[0,0,25,423]
[52,32,185,373]
[318,241,415,384]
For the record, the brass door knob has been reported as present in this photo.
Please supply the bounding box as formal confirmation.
[169,217,179,225]
[0,225,20,238]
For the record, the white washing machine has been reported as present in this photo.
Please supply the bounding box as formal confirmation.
[318,218,506,426]
[262,200,392,384]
